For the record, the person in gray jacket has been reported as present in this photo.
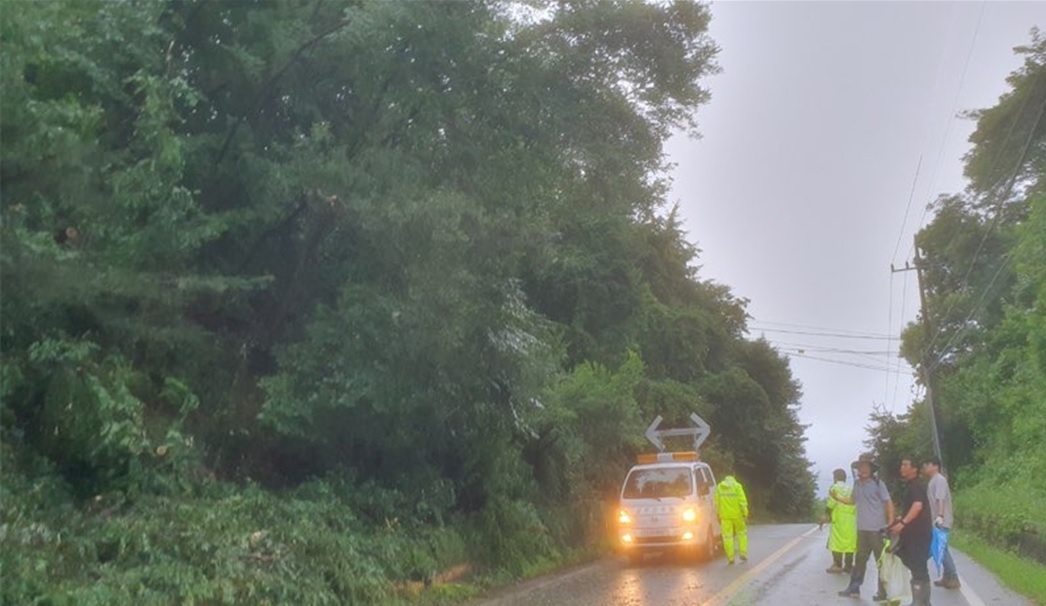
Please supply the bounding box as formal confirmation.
[923,456,960,589]
[836,453,894,600]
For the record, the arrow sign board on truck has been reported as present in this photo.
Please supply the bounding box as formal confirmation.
[645,416,667,452]
[644,413,712,453]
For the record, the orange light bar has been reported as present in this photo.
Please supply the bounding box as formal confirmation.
[637,451,700,464]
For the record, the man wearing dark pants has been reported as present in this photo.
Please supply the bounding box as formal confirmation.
[887,457,934,606]
[836,454,894,600]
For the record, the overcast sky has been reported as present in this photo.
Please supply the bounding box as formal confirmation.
[664,1,1043,493]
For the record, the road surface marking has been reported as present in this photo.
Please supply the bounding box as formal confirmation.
[956,574,986,606]
[700,525,819,606]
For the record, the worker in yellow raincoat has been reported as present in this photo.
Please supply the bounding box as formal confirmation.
[715,474,749,564]
[825,468,857,573]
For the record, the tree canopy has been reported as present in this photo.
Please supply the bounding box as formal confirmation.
[1,1,815,601]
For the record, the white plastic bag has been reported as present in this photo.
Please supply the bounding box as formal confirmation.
[878,551,912,604]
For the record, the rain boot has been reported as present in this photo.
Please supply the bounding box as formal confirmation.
[905,580,931,606]
[827,552,843,573]
[872,579,887,602]
[921,581,933,606]
[837,580,860,598]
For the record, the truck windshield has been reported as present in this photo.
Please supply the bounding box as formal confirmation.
[622,467,693,499]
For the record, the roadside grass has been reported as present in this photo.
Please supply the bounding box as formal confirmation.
[952,533,1046,605]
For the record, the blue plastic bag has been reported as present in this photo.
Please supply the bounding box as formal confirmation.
[930,526,950,576]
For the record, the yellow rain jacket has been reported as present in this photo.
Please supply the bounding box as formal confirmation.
[826,480,857,553]
[714,475,749,519]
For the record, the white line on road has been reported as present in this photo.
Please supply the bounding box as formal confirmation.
[700,525,819,606]
[956,574,986,606]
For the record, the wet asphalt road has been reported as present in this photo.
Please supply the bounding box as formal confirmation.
[472,524,1033,606]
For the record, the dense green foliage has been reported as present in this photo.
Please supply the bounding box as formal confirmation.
[866,29,1046,560]
[1,1,815,602]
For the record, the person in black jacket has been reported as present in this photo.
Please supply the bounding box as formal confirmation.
[886,457,933,606]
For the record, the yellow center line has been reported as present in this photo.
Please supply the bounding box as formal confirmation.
[700,525,819,606]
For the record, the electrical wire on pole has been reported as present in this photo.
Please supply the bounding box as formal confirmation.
[893,34,1043,469]
[928,251,1015,373]
[913,239,944,466]
[890,271,912,413]
[892,239,944,466]
[750,320,893,337]
[906,0,987,263]
[748,327,895,340]
[784,352,909,374]
[914,74,1044,367]
[886,156,923,411]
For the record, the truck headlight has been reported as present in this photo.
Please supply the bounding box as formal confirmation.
[618,510,632,525]
[682,508,697,522]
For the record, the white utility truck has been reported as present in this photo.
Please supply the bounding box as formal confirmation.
[615,413,722,563]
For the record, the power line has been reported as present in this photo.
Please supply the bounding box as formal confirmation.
[767,342,900,356]
[785,352,911,375]
[901,13,1040,468]
[890,270,912,413]
[891,155,923,266]
[885,272,896,409]
[750,327,896,341]
[906,0,987,262]
[919,93,1044,365]
[892,2,992,451]
[774,346,901,367]
[927,88,1035,315]
[750,320,893,338]
[905,240,946,464]
[929,252,1015,372]
[772,348,899,368]
[886,153,927,411]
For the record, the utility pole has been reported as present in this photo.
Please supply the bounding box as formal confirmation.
[891,235,944,469]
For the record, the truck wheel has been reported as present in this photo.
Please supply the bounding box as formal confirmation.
[703,528,717,561]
